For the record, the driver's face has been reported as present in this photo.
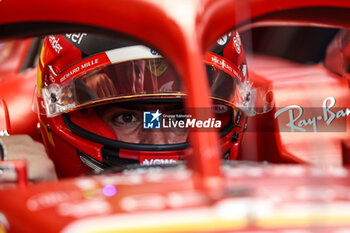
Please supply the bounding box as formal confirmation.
[97,103,187,144]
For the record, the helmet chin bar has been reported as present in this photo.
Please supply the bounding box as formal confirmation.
[62,113,189,166]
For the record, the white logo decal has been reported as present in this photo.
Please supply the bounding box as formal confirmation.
[274,97,349,132]
[142,159,177,166]
[217,32,232,46]
[48,36,63,54]
[233,32,241,54]
[65,33,87,44]
[217,35,228,45]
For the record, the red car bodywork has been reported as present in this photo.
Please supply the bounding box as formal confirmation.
[0,39,39,140]
[0,0,349,232]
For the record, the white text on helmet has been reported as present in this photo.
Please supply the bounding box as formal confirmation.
[66,33,87,45]
[48,36,63,54]
[141,159,177,166]
[233,32,242,54]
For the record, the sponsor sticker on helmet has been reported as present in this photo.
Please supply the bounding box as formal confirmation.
[150,49,160,56]
[48,36,63,54]
[65,33,87,45]
[141,158,177,166]
[206,52,243,81]
[215,32,232,51]
[57,53,110,84]
[232,32,242,54]
[217,35,228,45]
[140,155,179,166]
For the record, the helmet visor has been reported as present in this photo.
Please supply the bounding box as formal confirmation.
[40,50,249,117]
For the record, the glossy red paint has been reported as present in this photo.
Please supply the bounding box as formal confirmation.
[0,0,349,232]
[0,39,40,140]
[0,99,11,134]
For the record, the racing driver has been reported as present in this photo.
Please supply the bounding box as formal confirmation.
[0,31,250,181]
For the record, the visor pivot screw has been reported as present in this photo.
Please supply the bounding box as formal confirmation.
[37,122,42,138]
[235,113,241,124]
[231,132,239,142]
[47,124,51,132]
[244,123,248,132]
[50,93,57,103]
[245,92,251,102]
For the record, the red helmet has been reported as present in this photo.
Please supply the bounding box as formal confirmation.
[36,32,249,177]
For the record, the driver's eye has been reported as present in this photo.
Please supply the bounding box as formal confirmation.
[112,112,138,126]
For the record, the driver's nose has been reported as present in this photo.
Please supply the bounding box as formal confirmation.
[139,130,168,144]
